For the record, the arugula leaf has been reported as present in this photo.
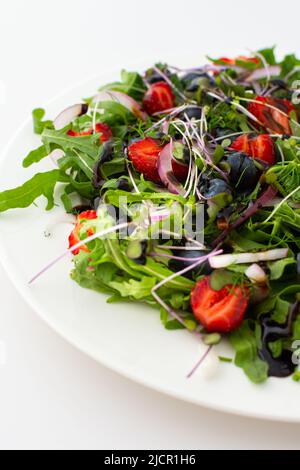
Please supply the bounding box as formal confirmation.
[160,307,197,331]
[229,321,268,383]
[32,108,53,134]
[101,157,126,178]
[0,170,68,212]
[109,276,156,300]
[42,128,100,158]
[71,254,117,295]
[99,70,146,101]
[91,101,134,126]
[257,46,276,65]
[58,150,95,179]
[104,189,186,206]
[23,144,50,168]
[268,257,296,280]
[266,159,300,201]
[280,54,300,78]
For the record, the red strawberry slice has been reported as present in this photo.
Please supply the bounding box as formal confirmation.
[231,134,275,165]
[67,123,112,143]
[236,55,260,65]
[69,210,97,255]
[128,137,162,183]
[217,56,259,66]
[218,57,236,65]
[190,276,249,333]
[143,81,175,115]
[230,134,250,154]
[128,138,188,184]
[248,96,294,134]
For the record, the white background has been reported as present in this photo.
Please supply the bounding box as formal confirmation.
[1,0,300,450]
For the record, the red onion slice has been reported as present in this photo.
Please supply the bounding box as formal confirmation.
[245,66,281,82]
[157,141,185,195]
[54,103,88,130]
[92,91,147,121]
[209,248,288,269]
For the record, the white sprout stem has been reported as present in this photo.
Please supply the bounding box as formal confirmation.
[206,91,263,126]
[212,131,252,142]
[146,104,188,133]
[73,149,94,175]
[152,104,188,116]
[206,91,224,102]
[92,98,100,132]
[192,164,198,197]
[126,160,140,194]
[29,222,130,285]
[231,101,262,124]
[251,50,270,94]
[184,113,229,181]
[184,164,196,199]
[276,141,285,163]
[262,185,300,225]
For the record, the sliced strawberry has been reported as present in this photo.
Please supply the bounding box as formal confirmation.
[128,137,162,183]
[248,96,294,134]
[230,134,250,154]
[128,138,188,183]
[218,57,235,65]
[77,210,98,221]
[236,55,260,65]
[94,123,113,142]
[69,210,97,255]
[249,134,275,165]
[143,81,175,115]
[231,134,275,165]
[217,56,259,66]
[191,276,249,333]
[67,123,112,143]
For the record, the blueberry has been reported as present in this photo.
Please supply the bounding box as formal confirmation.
[169,249,212,279]
[145,67,172,84]
[200,178,232,199]
[227,152,259,191]
[116,178,131,191]
[181,72,215,91]
[270,78,286,88]
[181,106,202,120]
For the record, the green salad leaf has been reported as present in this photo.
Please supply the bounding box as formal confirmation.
[229,321,269,383]
[0,170,68,212]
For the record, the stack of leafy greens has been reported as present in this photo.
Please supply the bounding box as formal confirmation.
[1,47,300,383]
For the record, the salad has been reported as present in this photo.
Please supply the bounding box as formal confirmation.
[1,47,300,383]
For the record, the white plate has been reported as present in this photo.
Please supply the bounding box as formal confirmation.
[1,68,300,423]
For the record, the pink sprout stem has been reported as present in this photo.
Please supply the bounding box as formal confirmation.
[29,222,129,284]
[186,345,213,378]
